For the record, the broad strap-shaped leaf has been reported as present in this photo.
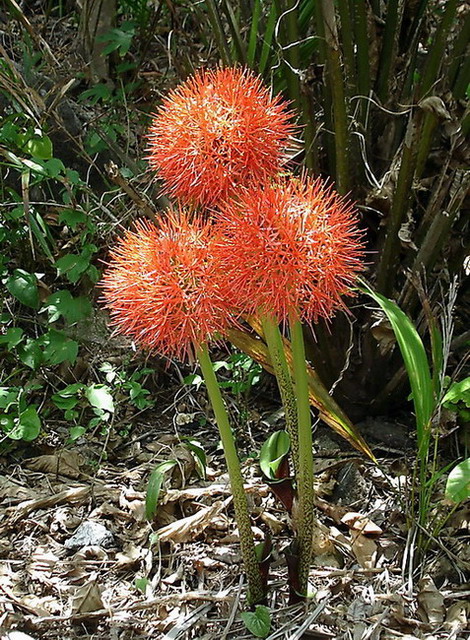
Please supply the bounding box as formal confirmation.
[360,283,435,452]
[227,324,375,462]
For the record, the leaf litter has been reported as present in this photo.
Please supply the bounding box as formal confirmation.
[0,406,469,640]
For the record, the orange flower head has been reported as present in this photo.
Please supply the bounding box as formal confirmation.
[214,176,366,323]
[101,211,234,361]
[147,67,295,207]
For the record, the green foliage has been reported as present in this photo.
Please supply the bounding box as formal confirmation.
[240,605,271,638]
[445,459,470,504]
[259,430,290,480]
[360,283,435,454]
[145,460,178,521]
[442,377,470,423]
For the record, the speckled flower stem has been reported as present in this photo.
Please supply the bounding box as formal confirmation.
[289,316,314,597]
[261,314,299,475]
[196,343,265,605]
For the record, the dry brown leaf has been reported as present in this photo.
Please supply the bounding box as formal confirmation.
[26,451,82,478]
[341,512,383,538]
[8,485,91,521]
[156,498,230,543]
[0,476,37,504]
[417,575,445,625]
[444,601,469,636]
[259,510,284,535]
[115,543,142,567]
[71,577,104,615]
[350,532,377,569]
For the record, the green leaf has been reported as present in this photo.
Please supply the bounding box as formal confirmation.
[52,383,84,410]
[79,83,113,104]
[17,339,43,369]
[43,158,65,178]
[24,135,53,159]
[43,290,92,324]
[445,458,470,504]
[0,327,24,349]
[8,405,41,441]
[58,209,87,228]
[55,253,88,283]
[260,430,290,480]
[42,329,78,365]
[240,605,271,638]
[134,578,149,594]
[85,384,114,413]
[0,387,20,411]
[360,283,435,453]
[6,269,39,308]
[443,378,470,408]
[183,373,203,390]
[68,426,86,442]
[145,460,177,521]
[98,22,135,56]
[183,438,207,479]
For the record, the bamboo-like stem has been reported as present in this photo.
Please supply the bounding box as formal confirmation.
[453,56,470,101]
[247,0,262,68]
[196,343,265,605]
[414,112,437,180]
[354,0,370,123]
[279,0,301,110]
[418,0,458,98]
[447,11,470,91]
[290,316,314,597]
[319,0,350,195]
[261,315,299,474]
[220,0,247,64]
[375,0,400,103]
[375,111,421,295]
[313,0,335,178]
[399,169,469,314]
[400,0,430,101]
[336,0,356,92]
[204,0,232,65]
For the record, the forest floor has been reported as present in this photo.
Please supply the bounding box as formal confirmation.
[1,377,469,639]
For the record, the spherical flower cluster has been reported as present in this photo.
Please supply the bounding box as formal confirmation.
[147,67,295,207]
[213,176,365,323]
[101,211,235,361]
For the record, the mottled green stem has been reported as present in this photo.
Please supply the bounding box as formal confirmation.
[197,343,265,605]
[290,316,314,597]
[261,315,299,474]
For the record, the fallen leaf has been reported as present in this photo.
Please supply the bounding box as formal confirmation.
[350,533,377,569]
[26,451,82,478]
[444,601,469,636]
[115,543,142,567]
[341,512,383,538]
[71,578,104,615]
[417,575,445,625]
[0,476,37,504]
[259,510,285,535]
[156,498,230,543]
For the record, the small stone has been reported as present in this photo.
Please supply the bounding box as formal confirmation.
[65,521,114,551]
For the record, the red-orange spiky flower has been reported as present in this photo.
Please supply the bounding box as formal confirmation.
[101,211,235,361]
[213,176,365,323]
[147,67,295,207]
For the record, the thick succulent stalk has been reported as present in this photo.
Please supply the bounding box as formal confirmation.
[289,316,314,597]
[261,314,299,474]
[196,343,265,605]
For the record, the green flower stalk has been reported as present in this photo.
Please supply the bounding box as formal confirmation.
[197,343,265,604]
[101,211,265,605]
[214,175,365,598]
